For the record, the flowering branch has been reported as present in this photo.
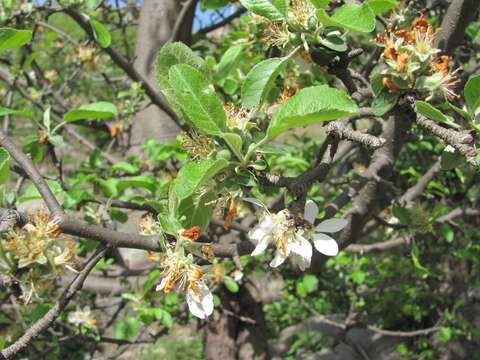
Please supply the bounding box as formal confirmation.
[0,246,108,359]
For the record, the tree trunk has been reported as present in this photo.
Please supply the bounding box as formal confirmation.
[129,0,196,153]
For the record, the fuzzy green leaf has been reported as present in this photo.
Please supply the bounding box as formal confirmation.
[90,19,111,48]
[239,0,288,20]
[317,3,376,33]
[173,159,228,200]
[0,28,31,51]
[365,0,398,14]
[64,101,118,122]
[464,74,480,113]
[169,64,227,136]
[267,85,358,138]
[215,44,244,81]
[241,57,289,109]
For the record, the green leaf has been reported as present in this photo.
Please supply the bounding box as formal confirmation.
[365,0,398,14]
[448,102,473,123]
[372,90,399,116]
[19,180,63,203]
[416,101,449,122]
[223,277,240,293]
[416,101,460,128]
[302,274,319,293]
[267,85,358,138]
[239,0,288,20]
[214,44,244,81]
[90,19,111,48]
[156,42,207,90]
[224,132,243,158]
[178,190,216,231]
[143,269,161,294]
[439,223,454,243]
[156,42,208,116]
[319,34,347,52]
[464,74,480,113]
[64,101,118,122]
[109,208,128,223]
[169,64,227,136]
[31,303,53,323]
[117,176,157,192]
[110,161,139,175]
[0,107,32,118]
[0,28,32,51]
[310,0,330,9]
[173,159,228,200]
[241,57,290,109]
[317,3,376,33]
[154,308,173,328]
[0,148,10,186]
[115,317,140,340]
[411,243,429,277]
[350,270,366,285]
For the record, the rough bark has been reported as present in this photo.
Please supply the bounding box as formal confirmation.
[434,0,480,54]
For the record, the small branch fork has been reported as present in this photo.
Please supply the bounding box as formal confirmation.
[63,8,188,132]
[1,246,109,359]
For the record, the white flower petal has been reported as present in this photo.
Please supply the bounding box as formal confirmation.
[315,218,348,233]
[251,236,271,256]
[290,253,310,271]
[290,236,312,270]
[313,233,339,256]
[186,282,214,319]
[290,235,312,260]
[269,251,287,268]
[304,200,319,224]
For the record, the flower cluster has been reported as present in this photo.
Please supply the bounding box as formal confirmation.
[1,212,77,302]
[5,212,76,269]
[376,16,459,100]
[249,200,347,270]
[156,248,213,319]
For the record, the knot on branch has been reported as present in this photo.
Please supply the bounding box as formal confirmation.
[326,121,386,149]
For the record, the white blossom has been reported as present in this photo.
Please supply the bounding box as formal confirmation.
[248,200,347,270]
[156,250,214,319]
[68,306,97,329]
[249,209,312,271]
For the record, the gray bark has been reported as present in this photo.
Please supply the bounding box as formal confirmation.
[129,0,196,153]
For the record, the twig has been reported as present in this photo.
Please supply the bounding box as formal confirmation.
[196,8,246,35]
[416,116,476,165]
[0,130,63,217]
[327,121,386,149]
[346,237,411,253]
[63,8,187,132]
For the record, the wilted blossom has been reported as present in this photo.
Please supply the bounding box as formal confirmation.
[68,306,97,330]
[156,249,213,319]
[248,200,347,270]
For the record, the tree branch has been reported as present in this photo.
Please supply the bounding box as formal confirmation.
[416,116,476,165]
[63,8,187,132]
